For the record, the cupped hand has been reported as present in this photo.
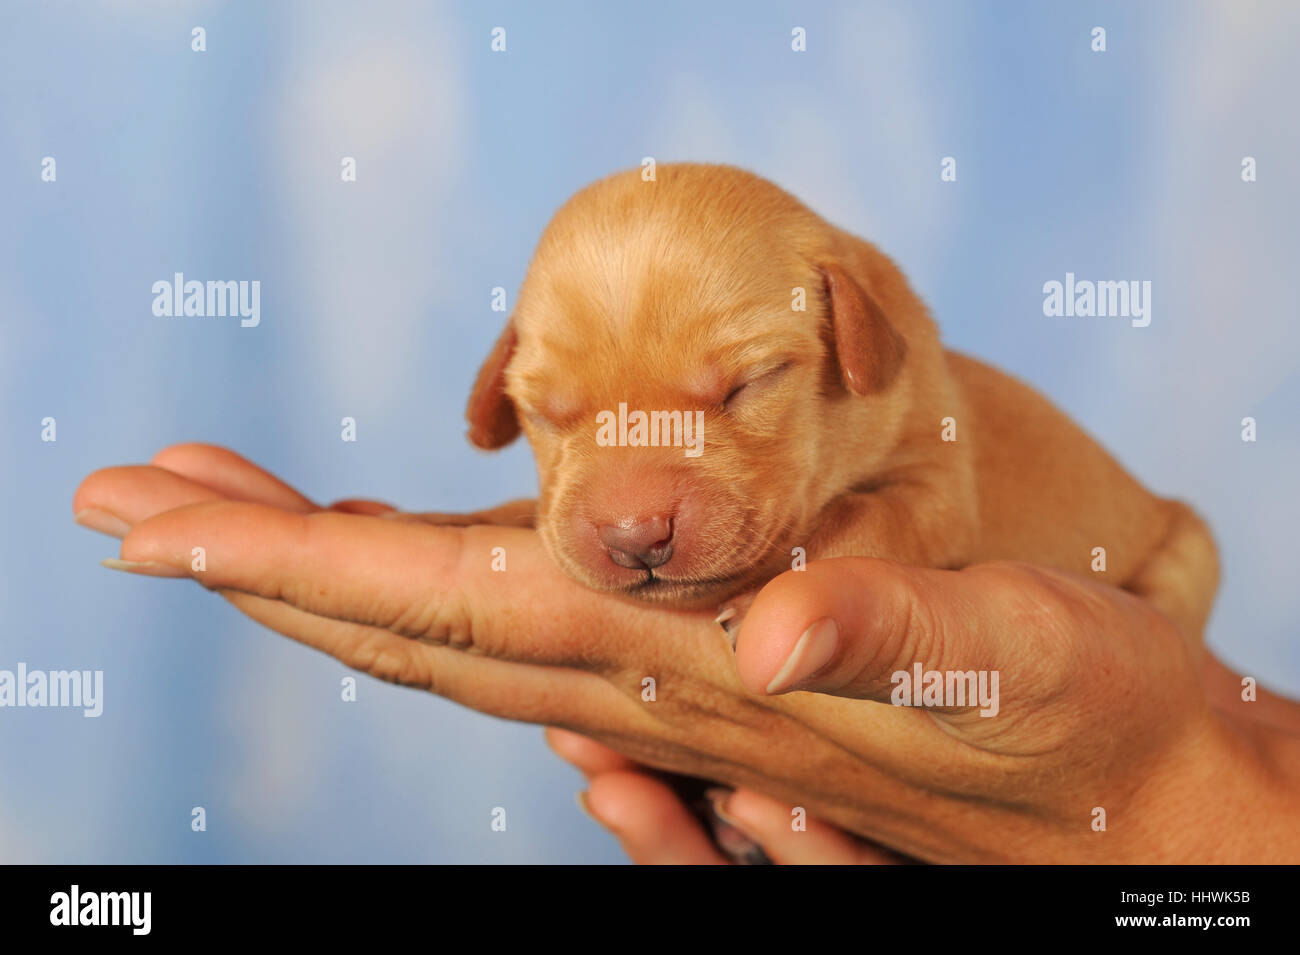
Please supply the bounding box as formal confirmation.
[546,727,907,864]
[74,444,1300,863]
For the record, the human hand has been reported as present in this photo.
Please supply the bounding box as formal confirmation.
[74,444,1300,862]
[548,650,1300,864]
[546,727,907,864]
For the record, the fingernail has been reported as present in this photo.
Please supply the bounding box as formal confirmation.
[704,787,740,828]
[765,617,839,694]
[75,508,131,539]
[100,558,188,579]
[715,607,739,650]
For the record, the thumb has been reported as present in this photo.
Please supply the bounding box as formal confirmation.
[733,558,1045,712]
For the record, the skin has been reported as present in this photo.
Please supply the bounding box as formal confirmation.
[74,444,1300,863]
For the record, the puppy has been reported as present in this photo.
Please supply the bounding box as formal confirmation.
[441,163,1219,644]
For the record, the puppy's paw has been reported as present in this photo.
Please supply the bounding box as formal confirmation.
[715,590,759,649]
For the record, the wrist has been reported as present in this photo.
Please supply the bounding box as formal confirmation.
[1123,708,1300,863]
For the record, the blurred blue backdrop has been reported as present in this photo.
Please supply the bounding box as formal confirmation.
[2,0,1297,862]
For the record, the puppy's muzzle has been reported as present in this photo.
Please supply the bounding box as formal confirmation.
[597,515,674,570]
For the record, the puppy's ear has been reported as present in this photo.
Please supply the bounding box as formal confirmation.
[465,322,522,449]
[820,263,908,396]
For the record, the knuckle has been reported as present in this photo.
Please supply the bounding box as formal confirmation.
[391,531,480,651]
[345,633,432,690]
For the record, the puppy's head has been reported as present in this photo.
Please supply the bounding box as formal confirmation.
[467,164,919,608]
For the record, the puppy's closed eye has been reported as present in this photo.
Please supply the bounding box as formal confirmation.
[519,388,584,434]
[722,362,793,411]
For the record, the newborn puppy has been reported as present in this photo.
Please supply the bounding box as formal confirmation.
[446,163,1219,642]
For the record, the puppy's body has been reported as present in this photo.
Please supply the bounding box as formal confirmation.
[452,164,1217,640]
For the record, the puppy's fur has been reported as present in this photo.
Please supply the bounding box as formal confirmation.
[453,163,1218,639]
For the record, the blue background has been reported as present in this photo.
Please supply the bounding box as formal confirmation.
[2,0,1296,862]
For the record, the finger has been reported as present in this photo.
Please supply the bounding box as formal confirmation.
[545,728,640,777]
[114,500,708,669]
[218,588,628,728]
[584,771,729,865]
[735,558,1193,749]
[328,499,397,516]
[713,788,901,865]
[150,443,320,512]
[377,510,483,527]
[151,444,394,518]
[74,465,231,538]
[378,498,535,528]
[734,558,1015,703]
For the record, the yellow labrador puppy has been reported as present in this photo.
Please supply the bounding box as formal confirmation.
[436,163,1217,644]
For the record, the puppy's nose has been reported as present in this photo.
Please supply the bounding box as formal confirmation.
[597,515,674,570]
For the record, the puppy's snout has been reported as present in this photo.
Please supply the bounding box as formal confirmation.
[597,515,674,570]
